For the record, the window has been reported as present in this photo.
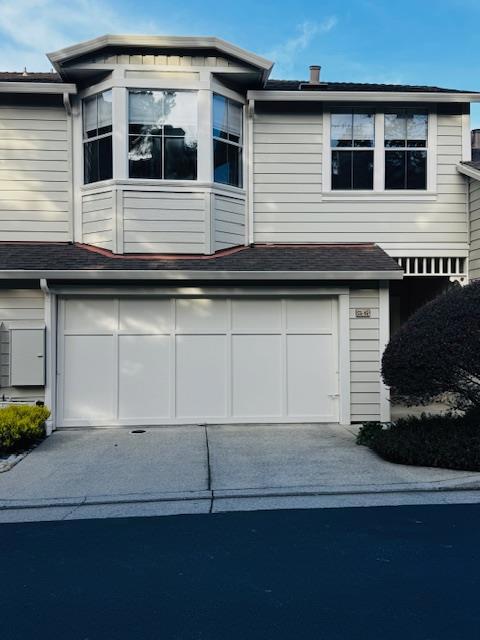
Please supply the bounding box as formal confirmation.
[83,90,113,184]
[213,95,243,188]
[330,110,374,190]
[385,110,427,189]
[128,90,197,180]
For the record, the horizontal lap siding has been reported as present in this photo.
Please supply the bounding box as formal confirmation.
[349,288,381,422]
[469,180,480,279]
[253,109,468,252]
[0,102,71,241]
[213,193,245,250]
[82,190,114,251]
[123,190,206,253]
[0,289,45,402]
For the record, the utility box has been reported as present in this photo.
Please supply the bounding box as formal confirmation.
[1,324,45,387]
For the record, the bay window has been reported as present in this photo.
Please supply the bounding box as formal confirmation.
[128,90,198,180]
[83,90,113,184]
[385,109,427,190]
[213,94,243,188]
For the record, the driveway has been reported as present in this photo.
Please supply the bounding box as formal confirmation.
[2,424,480,521]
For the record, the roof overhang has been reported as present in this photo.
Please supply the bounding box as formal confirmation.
[0,269,403,281]
[457,163,480,181]
[248,90,480,103]
[48,35,273,83]
[0,82,77,95]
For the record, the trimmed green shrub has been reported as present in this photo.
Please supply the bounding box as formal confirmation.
[0,405,50,454]
[356,409,480,471]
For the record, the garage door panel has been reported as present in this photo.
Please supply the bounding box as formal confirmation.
[63,335,115,421]
[287,334,336,418]
[64,299,116,332]
[119,299,171,333]
[231,299,282,331]
[118,335,170,419]
[176,299,227,332]
[286,298,334,332]
[232,334,282,417]
[176,335,227,418]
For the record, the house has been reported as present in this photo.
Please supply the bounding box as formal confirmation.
[0,34,478,431]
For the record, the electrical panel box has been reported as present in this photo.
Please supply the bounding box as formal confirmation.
[9,327,45,386]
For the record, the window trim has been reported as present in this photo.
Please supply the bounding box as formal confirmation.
[82,90,113,185]
[322,106,437,198]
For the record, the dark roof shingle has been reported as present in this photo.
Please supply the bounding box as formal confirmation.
[0,242,401,275]
[0,72,62,83]
[265,79,477,93]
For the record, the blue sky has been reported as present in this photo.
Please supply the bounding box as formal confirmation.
[1,0,479,126]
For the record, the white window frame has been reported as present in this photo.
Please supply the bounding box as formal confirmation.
[81,89,113,185]
[323,106,437,199]
[212,93,245,189]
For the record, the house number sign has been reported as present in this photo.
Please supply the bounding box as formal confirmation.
[355,308,371,318]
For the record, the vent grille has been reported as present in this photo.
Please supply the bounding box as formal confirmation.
[397,257,466,276]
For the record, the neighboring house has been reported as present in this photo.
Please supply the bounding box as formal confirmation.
[0,34,478,430]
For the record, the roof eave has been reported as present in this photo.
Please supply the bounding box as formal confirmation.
[247,90,480,103]
[457,163,480,181]
[0,82,77,95]
[0,269,403,280]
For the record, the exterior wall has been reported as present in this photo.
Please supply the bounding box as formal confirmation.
[252,104,468,255]
[213,192,245,250]
[82,187,114,250]
[0,96,71,241]
[349,286,381,422]
[0,289,45,402]
[469,178,480,280]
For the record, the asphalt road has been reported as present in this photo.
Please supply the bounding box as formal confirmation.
[2,504,480,640]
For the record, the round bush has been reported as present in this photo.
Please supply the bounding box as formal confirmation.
[0,405,50,454]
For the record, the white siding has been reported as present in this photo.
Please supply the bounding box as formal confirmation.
[213,193,245,250]
[82,189,114,250]
[0,99,71,241]
[469,179,480,280]
[253,106,468,253]
[349,287,381,422]
[122,190,206,253]
[0,289,45,402]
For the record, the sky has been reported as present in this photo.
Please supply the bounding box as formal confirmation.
[0,0,479,126]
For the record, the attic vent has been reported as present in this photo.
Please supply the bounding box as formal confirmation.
[397,257,466,277]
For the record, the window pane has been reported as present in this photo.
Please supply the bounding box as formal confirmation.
[228,144,242,187]
[353,112,374,147]
[353,151,374,189]
[213,94,228,139]
[407,112,427,147]
[331,150,352,189]
[385,150,406,189]
[129,135,162,178]
[407,150,426,189]
[98,136,112,181]
[84,140,98,184]
[129,90,164,128]
[164,137,197,180]
[97,90,112,135]
[163,91,197,140]
[331,113,352,147]
[228,101,243,143]
[385,112,406,147]
[83,96,97,139]
[214,139,229,183]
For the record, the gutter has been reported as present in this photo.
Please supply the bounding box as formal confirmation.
[0,82,77,95]
[247,90,480,103]
[0,269,403,281]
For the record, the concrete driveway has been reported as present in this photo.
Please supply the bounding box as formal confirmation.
[2,424,480,521]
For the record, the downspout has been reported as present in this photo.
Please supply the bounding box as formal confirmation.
[63,91,75,244]
[40,279,55,435]
[247,99,255,245]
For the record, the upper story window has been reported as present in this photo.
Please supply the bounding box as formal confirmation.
[128,90,198,180]
[213,94,243,188]
[83,90,113,184]
[330,110,374,190]
[384,109,428,189]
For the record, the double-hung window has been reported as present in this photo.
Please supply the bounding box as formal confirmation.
[128,90,198,180]
[384,109,428,189]
[213,95,243,188]
[330,110,375,190]
[83,90,113,184]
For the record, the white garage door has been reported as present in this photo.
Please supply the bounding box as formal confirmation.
[58,296,340,426]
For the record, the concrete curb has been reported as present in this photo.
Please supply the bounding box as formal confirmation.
[3,479,480,511]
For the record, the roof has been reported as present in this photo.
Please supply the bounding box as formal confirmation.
[0,242,402,280]
[265,79,477,94]
[0,72,62,83]
[457,161,480,181]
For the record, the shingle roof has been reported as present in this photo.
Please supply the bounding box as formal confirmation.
[460,160,480,171]
[0,72,62,83]
[265,79,477,93]
[0,242,401,275]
